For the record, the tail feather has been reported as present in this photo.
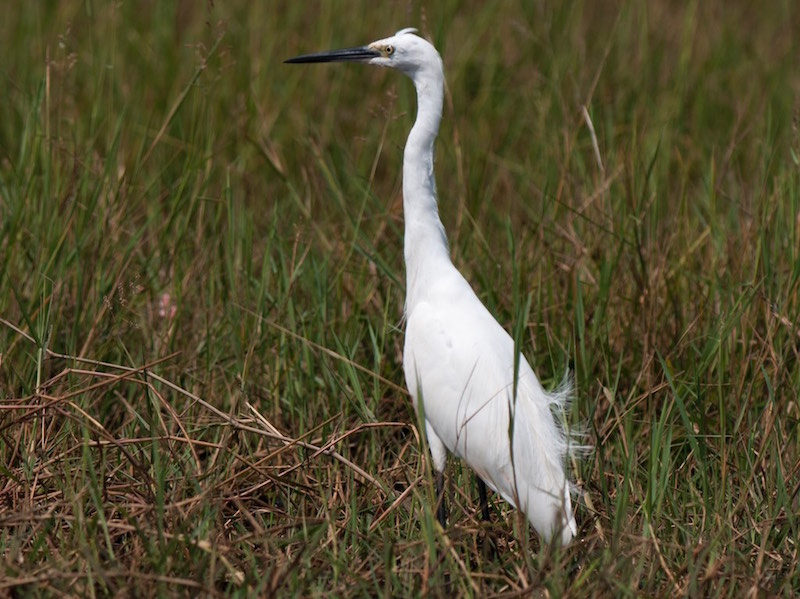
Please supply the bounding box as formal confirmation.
[510,368,584,544]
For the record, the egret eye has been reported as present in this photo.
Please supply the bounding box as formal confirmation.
[385,45,394,56]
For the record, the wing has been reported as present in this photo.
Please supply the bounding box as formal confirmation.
[404,269,575,543]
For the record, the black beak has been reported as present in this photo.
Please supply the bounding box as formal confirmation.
[285,46,381,64]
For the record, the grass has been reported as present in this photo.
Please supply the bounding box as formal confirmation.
[1,0,799,596]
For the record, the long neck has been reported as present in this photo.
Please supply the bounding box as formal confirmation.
[403,67,451,308]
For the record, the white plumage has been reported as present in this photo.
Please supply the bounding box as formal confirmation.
[287,28,577,545]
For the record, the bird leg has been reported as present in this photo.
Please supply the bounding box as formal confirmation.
[477,477,491,522]
[476,476,499,559]
[434,471,448,527]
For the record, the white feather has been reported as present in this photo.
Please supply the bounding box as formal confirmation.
[404,262,577,544]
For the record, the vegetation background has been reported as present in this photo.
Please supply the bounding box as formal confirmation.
[2,0,798,596]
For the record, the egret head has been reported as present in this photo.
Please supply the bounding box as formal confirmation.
[285,28,442,82]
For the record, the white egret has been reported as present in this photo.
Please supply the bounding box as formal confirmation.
[286,28,577,545]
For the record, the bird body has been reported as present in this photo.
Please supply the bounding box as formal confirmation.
[404,272,576,545]
[287,28,577,545]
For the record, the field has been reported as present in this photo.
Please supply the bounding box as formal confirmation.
[2,1,799,596]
